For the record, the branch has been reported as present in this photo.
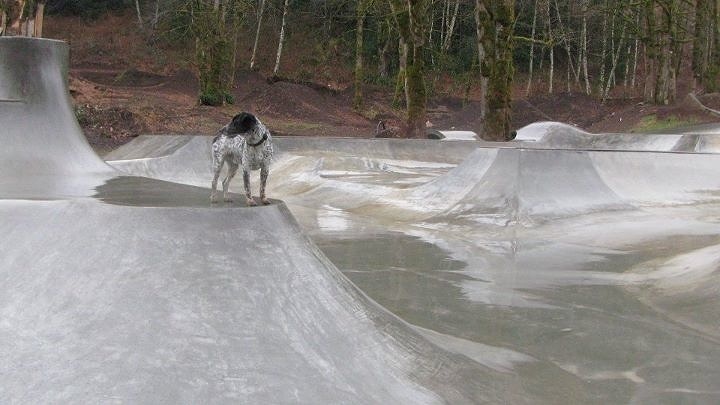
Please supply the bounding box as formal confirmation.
[514,35,549,46]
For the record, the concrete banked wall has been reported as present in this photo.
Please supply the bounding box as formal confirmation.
[109,134,720,222]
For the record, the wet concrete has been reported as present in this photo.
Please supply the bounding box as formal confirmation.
[106,138,720,403]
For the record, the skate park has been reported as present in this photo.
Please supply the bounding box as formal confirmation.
[3,37,720,403]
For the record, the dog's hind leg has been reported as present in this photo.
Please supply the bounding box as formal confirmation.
[243,169,257,206]
[210,156,224,203]
[222,163,238,202]
[259,164,270,205]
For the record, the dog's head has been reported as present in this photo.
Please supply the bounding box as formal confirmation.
[228,112,257,135]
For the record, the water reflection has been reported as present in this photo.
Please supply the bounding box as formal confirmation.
[94,176,276,207]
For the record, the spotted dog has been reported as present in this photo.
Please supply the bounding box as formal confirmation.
[211,112,273,205]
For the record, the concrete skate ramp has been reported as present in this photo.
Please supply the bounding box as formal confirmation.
[109,133,720,403]
[0,38,114,199]
[3,199,517,403]
[513,121,720,152]
[7,38,720,403]
[109,135,720,220]
[1,38,518,403]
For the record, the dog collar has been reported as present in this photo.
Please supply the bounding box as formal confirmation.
[247,134,267,147]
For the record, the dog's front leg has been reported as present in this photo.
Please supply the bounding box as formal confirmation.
[243,169,256,206]
[259,164,270,205]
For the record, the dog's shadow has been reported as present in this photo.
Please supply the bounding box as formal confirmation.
[94,176,275,208]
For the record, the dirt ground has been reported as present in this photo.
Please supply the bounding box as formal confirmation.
[46,13,720,153]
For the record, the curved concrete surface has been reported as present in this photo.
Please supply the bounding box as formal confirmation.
[0,38,114,199]
[514,121,720,152]
[1,38,520,404]
[5,38,720,404]
[110,134,720,403]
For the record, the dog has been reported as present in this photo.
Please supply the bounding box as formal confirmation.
[211,112,273,205]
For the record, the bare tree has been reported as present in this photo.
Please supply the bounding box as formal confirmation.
[580,0,591,94]
[544,0,554,93]
[135,0,144,29]
[34,0,45,37]
[354,0,370,109]
[526,0,539,96]
[441,0,459,52]
[273,0,291,75]
[601,7,626,101]
[249,0,265,69]
[1,0,46,37]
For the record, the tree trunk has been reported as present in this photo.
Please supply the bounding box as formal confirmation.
[599,0,608,92]
[693,0,718,91]
[228,0,241,90]
[544,0,553,93]
[194,1,231,106]
[631,30,639,88]
[581,0,590,94]
[643,1,657,102]
[693,0,710,89]
[442,0,459,51]
[250,0,265,70]
[33,1,45,37]
[553,0,577,92]
[388,0,430,138]
[476,0,515,141]
[526,0,538,96]
[152,0,160,29]
[626,9,640,91]
[10,0,26,35]
[135,0,144,29]
[405,44,427,138]
[273,0,290,76]
[393,37,407,107]
[602,17,626,101]
[378,20,392,79]
[0,9,6,36]
[654,0,676,104]
[25,18,33,36]
[711,0,720,92]
[353,2,365,110]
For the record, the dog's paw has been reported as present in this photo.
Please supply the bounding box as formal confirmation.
[246,197,258,206]
[261,197,271,205]
[223,195,233,202]
[210,194,219,203]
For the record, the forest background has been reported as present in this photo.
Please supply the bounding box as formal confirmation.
[3,0,720,150]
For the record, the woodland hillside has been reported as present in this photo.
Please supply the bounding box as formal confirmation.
[3,0,720,150]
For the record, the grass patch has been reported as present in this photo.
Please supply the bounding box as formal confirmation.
[632,114,700,133]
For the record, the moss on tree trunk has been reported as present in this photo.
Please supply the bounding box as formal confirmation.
[388,0,429,138]
[193,1,235,106]
[405,45,426,137]
[476,0,515,141]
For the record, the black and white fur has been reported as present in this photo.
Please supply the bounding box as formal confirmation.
[211,112,273,205]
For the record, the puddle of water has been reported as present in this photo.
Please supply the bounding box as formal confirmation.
[315,229,720,404]
[94,176,277,208]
